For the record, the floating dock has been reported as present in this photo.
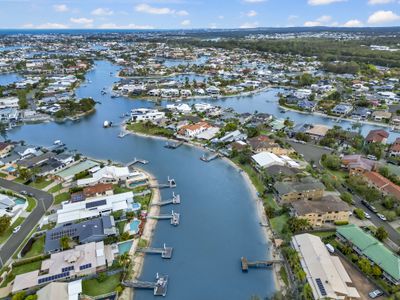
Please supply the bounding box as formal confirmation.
[123,273,168,296]
[151,192,181,206]
[148,210,180,226]
[126,158,149,167]
[240,257,282,272]
[137,243,173,259]
[164,141,183,149]
[200,153,219,162]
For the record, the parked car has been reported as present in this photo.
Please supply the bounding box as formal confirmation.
[20,190,27,195]
[13,225,21,233]
[369,289,383,299]
[377,213,387,221]
[364,212,371,219]
[367,154,377,161]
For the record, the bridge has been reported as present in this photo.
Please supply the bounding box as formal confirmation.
[151,192,181,206]
[123,273,168,296]
[126,157,149,167]
[150,176,176,189]
[137,243,173,259]
[241,257,283,272]
[147,210,180,226]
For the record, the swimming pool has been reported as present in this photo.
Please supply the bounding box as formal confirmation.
[14,198,26,205]
[129,180,147,188]
[132,202,141,211]
[118,240,133,255]
[129,219,141,234]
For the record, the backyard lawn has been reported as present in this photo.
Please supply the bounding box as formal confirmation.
[0,217,25,244]
[82,273,121,296]
[29,180,53,190]
[48,183,63,194]
[0,260,42,288]
[270,214,289,236]
[23,235,45,258]
[54,192,71,204]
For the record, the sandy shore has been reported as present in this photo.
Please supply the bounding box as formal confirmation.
[119,170,161,300]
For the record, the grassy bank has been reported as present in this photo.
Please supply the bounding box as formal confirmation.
[126,122,174,138]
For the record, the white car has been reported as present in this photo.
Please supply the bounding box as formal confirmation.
[369,289,383,299]
[364,212,371,219]
[377,213,387,221]
[13,225,21,233]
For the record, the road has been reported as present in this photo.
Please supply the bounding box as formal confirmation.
[289,140,400,246]
[0,179,53,267]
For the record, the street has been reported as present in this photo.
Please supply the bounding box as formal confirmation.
[289,140,400,246]
[0,179,53,267]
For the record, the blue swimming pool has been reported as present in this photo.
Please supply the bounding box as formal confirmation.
[118,240,133,254]
[129,180,147,188]
[130,219,141,234]
[132,202,141,211]
[14,198,26,205]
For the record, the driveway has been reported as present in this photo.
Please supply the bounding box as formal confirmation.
[0,179,53,267]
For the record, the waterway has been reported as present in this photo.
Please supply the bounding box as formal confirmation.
[5,61,275,299]
[0,73,23,86]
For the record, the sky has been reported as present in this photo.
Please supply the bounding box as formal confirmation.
[0,0,399,30]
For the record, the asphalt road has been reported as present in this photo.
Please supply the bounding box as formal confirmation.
[0,179,53,267]
[288,140,400,246]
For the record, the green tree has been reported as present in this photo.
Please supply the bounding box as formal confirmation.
[11,292,26,300]
[60,235,71,250]
[354,208,365,220]
[372,265,382,277]
[0,215,11,235]
[288,217,311,233]
[340,192,353,204]
[375,226,388,241]
[358,257,372,275]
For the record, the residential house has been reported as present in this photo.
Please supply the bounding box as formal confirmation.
[37,280,82,300]
[83,183,114,198]
[341,155,376,175]
[332,104,353,115]
[337,224,400,285]
[274,177,325,202]
[365,129,389,144]
[291,195,350,227]
[389,138,400,157]
[372,111,392,122]
[131,108,165,122]
[178,121,212,138]
[291,234,360,299]
[0,142,13,158]
[305,124,331,140]
[364,171,400,200]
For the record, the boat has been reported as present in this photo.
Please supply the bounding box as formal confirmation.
[103,120,112,128]
[280,109,286,113]
[53,140,62,145]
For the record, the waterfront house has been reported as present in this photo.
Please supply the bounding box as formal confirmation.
[365,129,389,144]
[291,234,360,299]
[337,224,400,285]
[0,142,13,158]
[389,138,400,157]
[77,166,145,187]
[44,216,116,253]
[0,97,19,109]
[274,177,325,202]
[178,121,212,138]
[252,151,285,169]
[55,192,134,224]
[332,104,353,116]
[83,183,114,199]
[12,241,111,293]
[351,107,371,119]
[372,111,392,122]
[298,100,316,111]
[305,124,331,140]
[131,108,165,123]
[291,195,350,227]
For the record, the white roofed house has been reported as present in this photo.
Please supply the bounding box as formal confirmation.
[180,89,192,97]
[0,97,19,109]
[77,166,146,187]
[206,86,220,95]
[252,151,285,169]
[131,108,165,123]
[166,103,191,114]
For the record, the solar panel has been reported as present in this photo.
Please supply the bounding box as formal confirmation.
[315,278,327,296]
[79,263,92,270]
[62,266,74,272]
[86,199,106,209]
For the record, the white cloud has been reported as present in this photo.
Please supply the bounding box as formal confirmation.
[304,15,334,26]
[243,0,266,2]
[53,4,68,12]
[240,22,259,28]
[23,22,69,29]
[98,23,154,29]
[209,23,218,29]
[368,10,400,24]
[368,0,394,4]
[316,15,332,22]
[91,8,114,16]
[343,19,363,27]
[218,15,224,19]
[135,3,174,14]
[304,21,322,26]
[308,0,346,5]
[246,10,258,17]
[70,17,94,25]
[176,10,189,16]
[181,19,191,26]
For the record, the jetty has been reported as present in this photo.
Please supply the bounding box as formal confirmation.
[148,210,180,226]
[118,131,128,138]
[240,257,282,272]
[137,243,173,259]
[150,176,176,189]
[164,141,183,149]
[151,192,181,206]
[200,153,219,162]
[126,157,149,166]
[123,273,168,296]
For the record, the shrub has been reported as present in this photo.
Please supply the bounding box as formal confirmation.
[334,220,349,226]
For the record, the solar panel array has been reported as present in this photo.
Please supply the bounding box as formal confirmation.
[315,278,327,296]
[50,228,78,240]
[61,266,74,272]
[38,271,70,284]
[86,199,107,209]
[79,263,92,270]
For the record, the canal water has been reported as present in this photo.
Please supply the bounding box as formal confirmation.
[0,73,22,86]
[6,61,275,299]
